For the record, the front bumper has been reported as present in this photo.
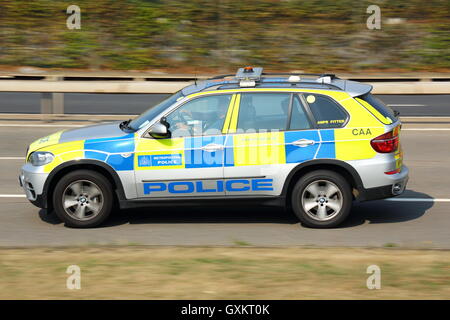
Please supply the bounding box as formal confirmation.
[357,165,409,201]
[19,163,49,208]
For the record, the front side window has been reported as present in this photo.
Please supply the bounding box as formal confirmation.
[237,93,291,132]
[166,94,232,137]
[304,93,348,128]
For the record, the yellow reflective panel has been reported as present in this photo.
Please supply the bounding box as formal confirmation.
[28,130,64,156]
[338,98,384,128]
[228,94,241,134]
[334,127,385,160]
[42,140,84,173]
[135,137,185,170]
[222,94,236,134]
[232,132,285,166]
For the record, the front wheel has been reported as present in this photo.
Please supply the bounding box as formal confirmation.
[52,170,114,228]
[291,170,352,228]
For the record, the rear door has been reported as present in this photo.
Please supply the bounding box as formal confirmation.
[223,92,316,196]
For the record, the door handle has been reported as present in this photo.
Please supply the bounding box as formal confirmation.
[292,139,315,147]
[201,143,224,152]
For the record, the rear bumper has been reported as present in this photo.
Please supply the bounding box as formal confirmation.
[357,165,409,201]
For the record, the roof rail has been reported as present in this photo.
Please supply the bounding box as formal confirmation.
[262,72,338,79]
[183,67,371,97]
[207,74,235,80]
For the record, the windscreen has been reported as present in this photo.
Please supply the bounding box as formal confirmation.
[128,91,184,131]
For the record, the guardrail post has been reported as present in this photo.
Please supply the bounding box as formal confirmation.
[52,93,64,114]
[40,92,52,121]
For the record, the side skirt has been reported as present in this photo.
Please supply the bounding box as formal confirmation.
[118,195,285,209]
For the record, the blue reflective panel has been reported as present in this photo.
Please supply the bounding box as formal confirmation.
[106,154,134,171]
[284,130,320,163]
[184,135,225,168]
[316,129,335,159]
[224,135,234,167]
[84,134,135,153]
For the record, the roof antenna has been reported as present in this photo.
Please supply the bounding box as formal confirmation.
[194,67,198,86]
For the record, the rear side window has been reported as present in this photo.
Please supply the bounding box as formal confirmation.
[237,93,291,131]
[303,93,348,128]
[359,93,397,124]
[289,95,311,130]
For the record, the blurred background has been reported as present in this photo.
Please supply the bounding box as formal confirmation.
[0,1,449,300]
[0,0,448,73]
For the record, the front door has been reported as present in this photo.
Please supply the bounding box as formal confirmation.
[134,93,235,198]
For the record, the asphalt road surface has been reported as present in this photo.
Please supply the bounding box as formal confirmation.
[0,92,449,116]
[0,121,449,248]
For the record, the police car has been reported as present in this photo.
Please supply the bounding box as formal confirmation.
[19,67,408,228]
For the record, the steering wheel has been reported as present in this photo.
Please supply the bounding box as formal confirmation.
[178,109,191,124]
[174,110,196,135]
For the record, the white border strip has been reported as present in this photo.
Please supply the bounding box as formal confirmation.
[385,198,450,202]
[0,157,25,160]
[0,124,84,127]
[0,195,26,198]
[402,128,450,131]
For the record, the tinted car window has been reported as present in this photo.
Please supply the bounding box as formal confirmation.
[360,93,398,122]
[166,94,231,137]
[237,93,291,132]
[289,95,311,130]
[304,93,347,128]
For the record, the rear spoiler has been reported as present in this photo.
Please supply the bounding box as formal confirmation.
[332,79,373,97]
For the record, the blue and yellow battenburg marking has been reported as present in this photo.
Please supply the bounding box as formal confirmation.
[77,129,346,171]
[84,134,135,171]
[38,126,380,174]
[134,130,337,170]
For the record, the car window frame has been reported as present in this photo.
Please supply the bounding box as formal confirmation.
[300,92,350,129]
[233,92,315,134]
[142,92,234,139]
[288,94,314,131]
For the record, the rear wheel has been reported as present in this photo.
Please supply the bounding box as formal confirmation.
[291,170,352,228]
[53,170,114,228]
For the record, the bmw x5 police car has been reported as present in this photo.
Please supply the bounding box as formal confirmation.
[19,67,408,228]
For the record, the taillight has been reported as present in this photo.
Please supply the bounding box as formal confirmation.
[370,130,399,153]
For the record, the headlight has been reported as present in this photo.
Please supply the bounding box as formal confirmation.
[28,152,54,166]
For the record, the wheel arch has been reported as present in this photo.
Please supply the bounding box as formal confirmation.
[42,160,126,210]
[282,159,364,205]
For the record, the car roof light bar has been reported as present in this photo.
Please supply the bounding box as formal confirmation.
[236,67,263,81]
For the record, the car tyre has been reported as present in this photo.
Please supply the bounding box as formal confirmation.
[53,170,114,228]
[291,170,352,228]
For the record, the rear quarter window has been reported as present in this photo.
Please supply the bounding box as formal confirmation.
[303,93,348,128]
[358,93,398,124]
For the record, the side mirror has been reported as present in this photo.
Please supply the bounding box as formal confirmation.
[148,117,171,139]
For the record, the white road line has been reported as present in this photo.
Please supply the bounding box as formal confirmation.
[401,116,450,118]
[385,198,450,202]
[0,195,26,198]
[0,124,84,127]
[402,128,450,131]
[0,157,25,160]
[388,104,426,107]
